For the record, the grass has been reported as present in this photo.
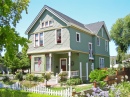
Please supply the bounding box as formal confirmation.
[73,84,93,92]
[0,88,61,97]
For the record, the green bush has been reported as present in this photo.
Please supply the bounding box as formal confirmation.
[89,69,108,82]
[15,72,23,81]
[26,74,34,81]
[2,76,10,82]
[66,78,82,85]
[42,72,51,86]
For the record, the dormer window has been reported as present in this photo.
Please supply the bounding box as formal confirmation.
[49,20,53,26]
[40,20,53,28]
[45,21,48,27]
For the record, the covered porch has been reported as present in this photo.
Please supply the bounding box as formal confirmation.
[45,51,79,78]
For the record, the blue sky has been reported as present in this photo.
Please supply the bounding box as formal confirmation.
[14,0,130,56]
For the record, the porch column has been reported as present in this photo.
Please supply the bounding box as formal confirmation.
[49,53,52,72]
[68,52,71,78]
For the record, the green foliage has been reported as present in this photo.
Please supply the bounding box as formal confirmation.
[15,72,23,81]
[0,0,30,59]
[66,78,82,85]
[107,68,116,76]
[0,89,61,97]
[110,14,130,63]
[89,69,108,82]
[2,76,10,82]
[26,74,34,81]
[99,81,107,89]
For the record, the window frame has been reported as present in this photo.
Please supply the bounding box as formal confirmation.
[102,27,104,37]
[97,37,100,46]
[40,20,54,29]
[34,32,44,47]
[34,57,41,72]
[105,40,108,51]
[55,29,62,44]
[99,57,104,68]
[76,32,80,42]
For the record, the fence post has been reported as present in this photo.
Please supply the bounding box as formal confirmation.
[56,73,58,84]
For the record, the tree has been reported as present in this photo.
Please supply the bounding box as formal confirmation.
[0,0,30,59]
[110,14,130,62]
[4,45,30,74]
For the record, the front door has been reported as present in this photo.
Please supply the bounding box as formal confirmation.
[60,58,67,71]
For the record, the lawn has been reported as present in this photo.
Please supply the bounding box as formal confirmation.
[0,88,61,97]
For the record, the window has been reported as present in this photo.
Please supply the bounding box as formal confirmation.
[99,58,104,68]
[49,20,53,26]
[34,32,44,47]
[76,32,80,42]
[97,37,100,46]
[34,57,41,72]
[42,22,44,27]
[88,42,93,58]
[40,20,53,28]
[35,34,38,47]
[105,40,108,51]
[56,29,61,44]
[45,21,48,27]
[40,33,43,46]
[46,55,50,71]
[102,28,104,37]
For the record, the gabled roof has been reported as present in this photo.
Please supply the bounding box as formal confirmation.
[25,5,91,34]
[85,21,110,40]
[25,5,110,41]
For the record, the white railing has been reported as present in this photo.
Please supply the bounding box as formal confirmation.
[71,71,79,77]
[0,82,72,97]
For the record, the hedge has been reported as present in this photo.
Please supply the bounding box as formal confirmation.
[0,88,61,97]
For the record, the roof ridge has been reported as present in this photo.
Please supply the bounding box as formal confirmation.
[85,21,104,25]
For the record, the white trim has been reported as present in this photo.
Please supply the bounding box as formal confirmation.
[60,58,67,71]
[86,62,88,80]
[34,34,35,47]
[76,32,80,42]
[80,62,82,80]
[68,52,71,78]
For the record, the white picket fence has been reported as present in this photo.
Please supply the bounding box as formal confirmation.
[0,82,72,97]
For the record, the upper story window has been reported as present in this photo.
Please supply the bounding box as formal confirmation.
[99,57,104,68]
[76,32,80,42]
[35,34,38,47]
[40,33,43,46]
[55,29,61,44]
[105,40,108,51]
[88,42,93,58]
[40,20,53,28]
[97,37,100,46]
[102,27,104,37]
[34,32,44,47]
